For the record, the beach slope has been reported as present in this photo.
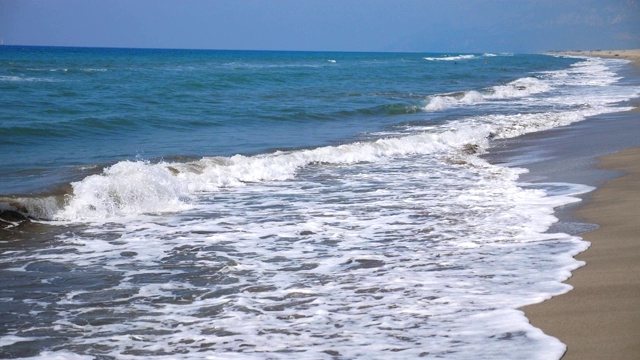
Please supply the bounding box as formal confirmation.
[524,147,640,359]
[548,49,640,62]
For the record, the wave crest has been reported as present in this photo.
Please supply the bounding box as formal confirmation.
[4,98,629,223]
[423,77,551,112]
[423,55,476,61]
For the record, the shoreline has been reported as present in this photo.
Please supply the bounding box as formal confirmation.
[523,50,640,359]
[546,49,640,64]
[523,147,640,359]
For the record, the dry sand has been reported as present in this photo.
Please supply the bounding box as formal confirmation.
[548,49,640,64]
[524,146,640,359]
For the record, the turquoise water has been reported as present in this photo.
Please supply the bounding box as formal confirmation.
[1,47,639,359]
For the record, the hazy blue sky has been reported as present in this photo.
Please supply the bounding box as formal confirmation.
[1,0,639,53]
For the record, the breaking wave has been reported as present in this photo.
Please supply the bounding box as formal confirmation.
[2,104,630,223]
[423,77,551,111]
[423,54,477,61]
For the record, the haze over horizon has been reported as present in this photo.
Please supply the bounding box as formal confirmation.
[1,0,639,53]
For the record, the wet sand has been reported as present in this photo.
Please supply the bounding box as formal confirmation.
[524,146,640,359]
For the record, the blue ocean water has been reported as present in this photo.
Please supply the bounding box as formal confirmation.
[1,47,639,359]
[0,47,571,194]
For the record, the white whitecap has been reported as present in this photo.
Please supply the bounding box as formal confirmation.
[423,90,486,111]
[487,77,551,99]
[423,54,476,61]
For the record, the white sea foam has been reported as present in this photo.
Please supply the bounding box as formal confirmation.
[6,146,589,359]
[80,68,108,72]
[422,57,637,112]
[487,77,551,98]
[14,351,94,360]
[423,54,476,61]
[422,77,550,111]
[542,57,622,86]
[423,53,501,62]
[0,335,42,348]
[0,75,57,82]
[423,90,485,111]
[27,67,106,73]
[56,161,193,220]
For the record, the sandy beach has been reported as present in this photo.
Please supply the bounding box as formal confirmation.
[548,49,640,63]
[522,50,640,359]
[524,49,640,359]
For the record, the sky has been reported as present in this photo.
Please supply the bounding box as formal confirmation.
[1,0,639,53]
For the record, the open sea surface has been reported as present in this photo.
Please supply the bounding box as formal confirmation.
[1,47,639,359]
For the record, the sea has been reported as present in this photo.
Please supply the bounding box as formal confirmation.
[1,47,639,360]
